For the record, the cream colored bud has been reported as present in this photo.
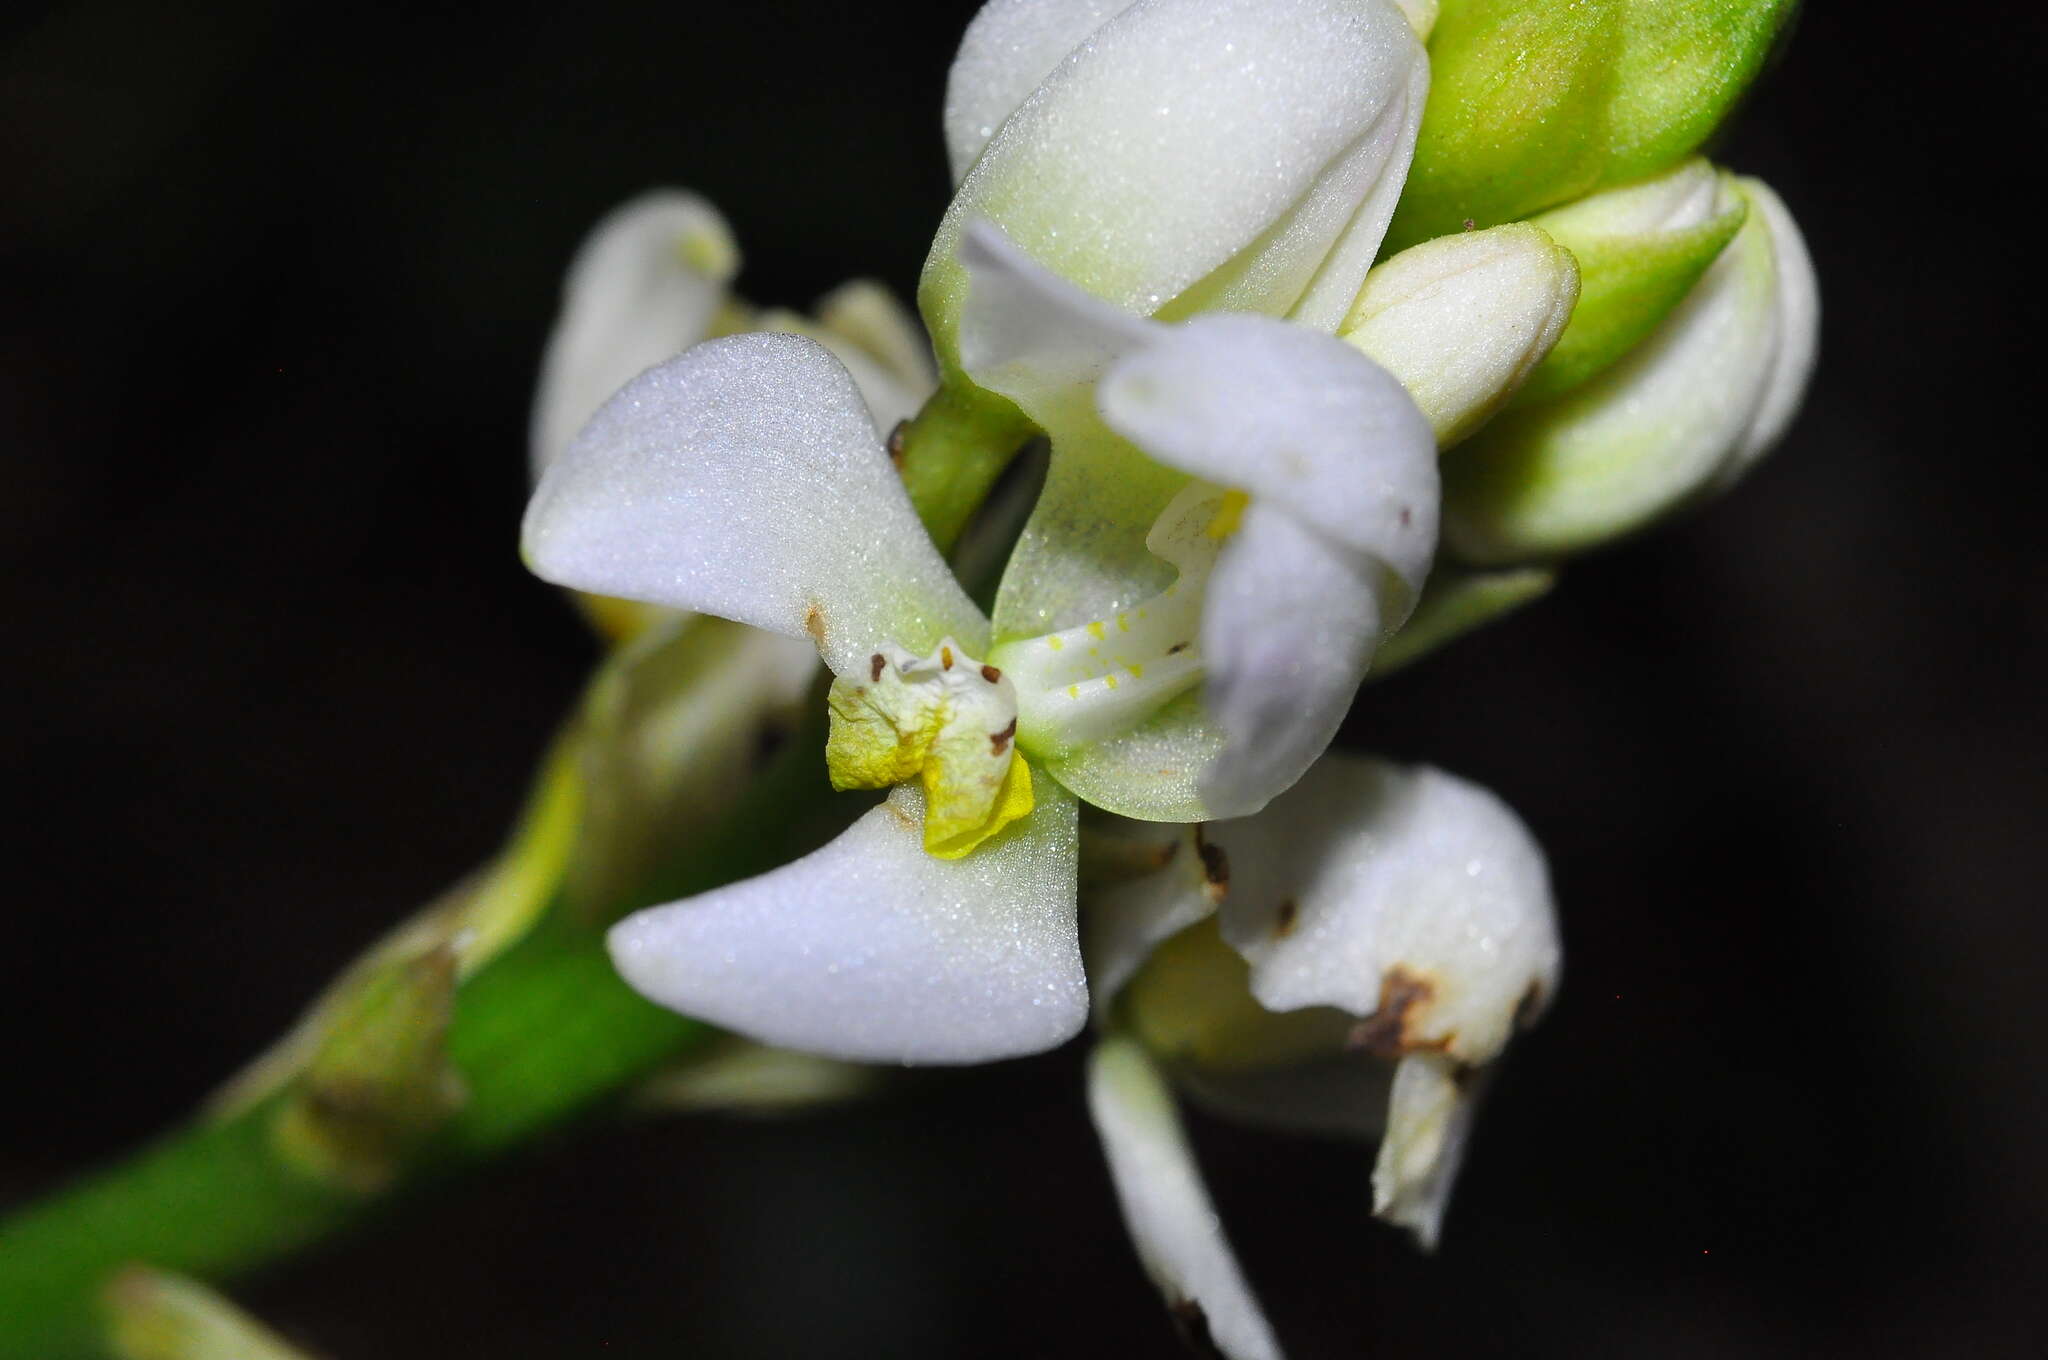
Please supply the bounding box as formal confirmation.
[1341,223,1579,447]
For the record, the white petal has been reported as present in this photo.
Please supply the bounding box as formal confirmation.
[812,279,938,396]
[750,304,932,436]
[1725,177,1819,477]
[1087,1035,1284,1360]
[924,0,1425,360]
[1040,692,1224,822]
[1097,313,1439,595]
[1370,1054,1481,1249]
[1211,756,1560,1066]
[944,0,1137,185]
[523,332,989,675]
[530,191,738,480]
[608,781,1084,1064]
[1196,504,1385,817]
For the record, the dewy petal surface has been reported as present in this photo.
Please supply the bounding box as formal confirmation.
[1087,1035,1283,1360]
[1209,756,1560,1066]
[607,781,1084,1064]
[523,333,989,675]
[944,0,1137,185]
[529,191,738,480]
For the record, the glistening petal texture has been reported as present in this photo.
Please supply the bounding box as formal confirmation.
[944,0,1137,185]
[925,0,1422,361]
[607,781,1084,1064]
[1088,1035,1283,1360]
[1096,313,1439,596]
[1211,756,1561,1065]
[530,191,737,480]
[1197,504,1384,817]
[523,333,989,674]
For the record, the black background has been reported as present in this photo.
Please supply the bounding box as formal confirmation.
[4,2,2044,1355]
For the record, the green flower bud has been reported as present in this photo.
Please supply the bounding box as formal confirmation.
[1441,171,1818,563]
[1384,0,1797,251]
[1514,157,1748,405]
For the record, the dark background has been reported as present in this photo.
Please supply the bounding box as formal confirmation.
[4,2,2043,1355]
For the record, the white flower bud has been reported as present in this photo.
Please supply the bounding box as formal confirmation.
[1443,169,1819,562]
[923,0,1428,369]
[1340,223,1580,447]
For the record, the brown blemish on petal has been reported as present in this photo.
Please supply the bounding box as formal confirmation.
[1167,1297,1222,1358]
[989,717,1017,756]
[883,800,917,831]
[1166,641,1190,655]
[1347,966,1455,1059]
[941,646,954,670]
[1192,825,1229,904]
[1273,898,1299,938]
[804,603,826,645]
[1398,505,1412,528]
[886,420,909,468]
[980,663,1002,683]
[870,652,886,682]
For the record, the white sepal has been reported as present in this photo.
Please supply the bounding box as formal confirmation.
[1087,1034,1283,1360]
[530,191,738,480]
[608,781,1084,1064]
[522,332,989,676]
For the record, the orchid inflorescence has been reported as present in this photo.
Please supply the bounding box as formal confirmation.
[516,0,1815,1353]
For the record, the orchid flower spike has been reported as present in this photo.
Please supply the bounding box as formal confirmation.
[1083,755,1561,1355]
[925,0,1429,371]
[520,223,1437,1062]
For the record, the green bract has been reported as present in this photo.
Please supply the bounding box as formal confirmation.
[1384,0,1796,251]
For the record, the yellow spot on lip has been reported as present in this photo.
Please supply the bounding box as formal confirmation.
[1104,674,1120,690]
[1046,636,1065,652]
[1206,489,1249,540]
[1117,613,1130,633]
[1085,620,1106,641]
[1067,684,1080,699]
[1130,663,1145,679]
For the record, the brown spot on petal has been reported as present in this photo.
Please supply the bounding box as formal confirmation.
[1166,641,1190,655]
[886,419,909,468]
[1398,505,1412,528]
[980,663,1002,683]
[1274,898,1299,938]
[941,646,954,670]
[1348,966,1454,1059]
[870,652,886,682]
[1193,826,1229,904]
[989,717,1017,756]
[1167,1298,1222,1358]
[804,603,826,645]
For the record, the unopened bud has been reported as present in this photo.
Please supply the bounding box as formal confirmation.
[1340,223,1579,447]
[270,947,465,1193]
[1442,171,1817,563]
[1386,0,1797,250]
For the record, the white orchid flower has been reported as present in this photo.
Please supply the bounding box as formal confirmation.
[1443,166,1820,562]
[925,0,1429,371]
[520,221,1437,1062]
[1084,755,1560,1356]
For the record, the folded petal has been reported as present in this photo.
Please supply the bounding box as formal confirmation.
[1210,756,1561,1066]
[524,333,989,674]
[1087,1034,1283,1360]
[1096,313,1438,596]
[530,191,739,480]
[1197,503,1385,816]
[1724,177,1819,479]
[608,780,1084,1064]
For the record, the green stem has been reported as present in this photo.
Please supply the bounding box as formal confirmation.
[896,379,1037,554]
[0,717,842,1359]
